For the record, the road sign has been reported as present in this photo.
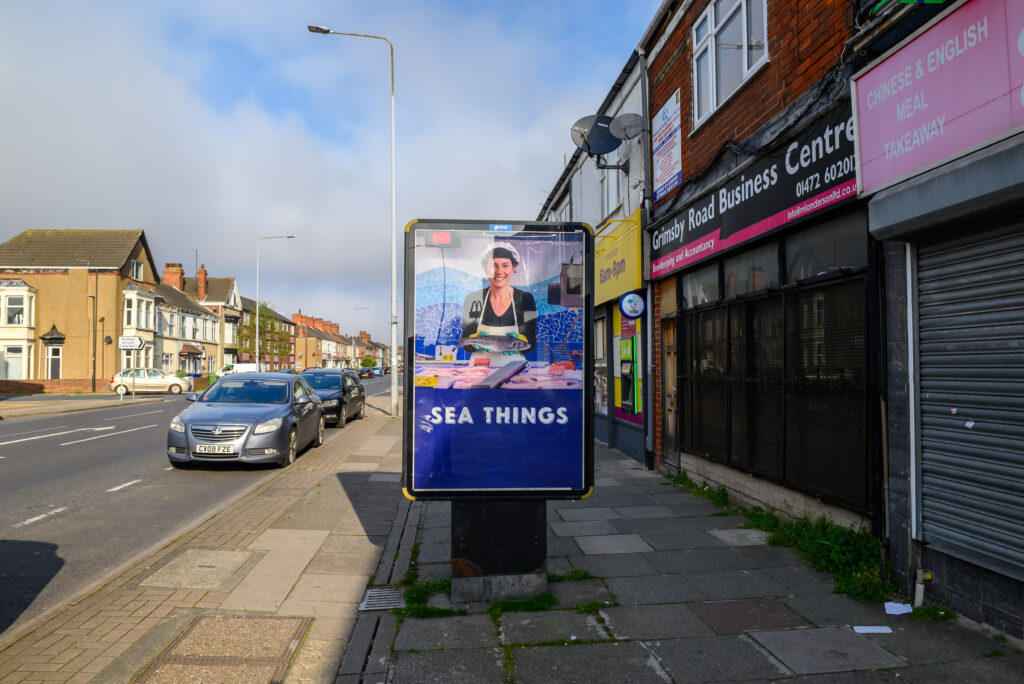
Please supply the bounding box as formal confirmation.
[118,336,144,350]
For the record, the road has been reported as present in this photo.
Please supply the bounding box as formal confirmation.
[0,375,394,640]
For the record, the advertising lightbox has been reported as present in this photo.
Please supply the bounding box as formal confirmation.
[403,220,594,500]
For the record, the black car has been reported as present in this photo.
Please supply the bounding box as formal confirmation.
[300,368,366,427]
[358,367,374,379]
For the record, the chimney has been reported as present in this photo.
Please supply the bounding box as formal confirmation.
[314,317,325,330]
[197,264,208,300]
[359,330,371,343]
[292,312,302,324]
[163,263,184,290]
[331,323,339,334]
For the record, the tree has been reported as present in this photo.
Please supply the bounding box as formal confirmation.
[360,356,376,368]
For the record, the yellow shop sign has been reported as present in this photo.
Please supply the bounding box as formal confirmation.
[595,209,642,304]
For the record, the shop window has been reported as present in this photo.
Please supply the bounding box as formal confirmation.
[786,217,868,283]
[724,242,777,298]
[659,277,678,314]
[692,0,768,126]
[682,264,719,308]
[594,316,608,415]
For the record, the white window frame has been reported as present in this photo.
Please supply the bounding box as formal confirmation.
[5,295,26,325]
[599,163,621,219]
[692,0,769,128]
[130,259,143,280]
[46,345,62,380]
[124,297,134,327]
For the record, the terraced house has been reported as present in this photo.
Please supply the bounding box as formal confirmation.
[0,229,159,390]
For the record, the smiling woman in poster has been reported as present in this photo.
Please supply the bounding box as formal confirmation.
[460,243,537,365]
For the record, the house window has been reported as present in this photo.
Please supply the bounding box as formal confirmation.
[162,353,172,371]
[692,0,768,126]
[168,313,175,337]
[6,296,24,325]
[2,346,25,379]
[600,166,621,218]
[144,301,152,329]
[124,298,134,326]
[131,259,143,280]
[46,346,62,380]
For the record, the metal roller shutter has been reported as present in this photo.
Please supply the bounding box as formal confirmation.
[917,227,1024,581]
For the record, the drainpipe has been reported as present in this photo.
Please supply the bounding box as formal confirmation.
[638,45,655,464]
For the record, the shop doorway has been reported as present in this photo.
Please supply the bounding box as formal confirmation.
[661,318,679,470]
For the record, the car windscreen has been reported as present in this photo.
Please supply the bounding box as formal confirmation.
[201,379,289,403]
[301,373,343,390]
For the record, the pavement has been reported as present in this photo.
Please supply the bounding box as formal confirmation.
[0,394,168,420]
[1,394,1023,683]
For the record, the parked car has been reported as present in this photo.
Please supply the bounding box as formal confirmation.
[275,368,298,374]
[358,367,374,379]
[110,368,192,395]
[300,368,366,426]
[372,366,383,376]
[215,362,259,378]
[166,373,324,468]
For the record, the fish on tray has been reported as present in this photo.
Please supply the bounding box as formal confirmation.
[456,334,531,353]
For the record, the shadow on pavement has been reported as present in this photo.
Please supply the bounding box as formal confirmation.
[335,471,397,545]
[0,540,64,636]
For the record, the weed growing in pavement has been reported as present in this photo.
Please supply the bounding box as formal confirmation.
[574,602,605,615]
[994,634,1008,643]
[984,649,1005,657]
[396,604,466,619]
[910,603,958,622]
[548,569,593,582]
[486,593,558,621]
[666,472,897,603]
[398,543,421,586]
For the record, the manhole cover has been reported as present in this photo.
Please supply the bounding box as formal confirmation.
[132,614,311,683]
[359,588,405,611]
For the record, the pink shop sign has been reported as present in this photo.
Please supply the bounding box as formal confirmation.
[853,0,1024,195]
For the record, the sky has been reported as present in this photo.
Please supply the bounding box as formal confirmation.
[0,1,659,341]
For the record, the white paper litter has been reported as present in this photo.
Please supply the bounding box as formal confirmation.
[854,626,893,634]
[885,602,913,615]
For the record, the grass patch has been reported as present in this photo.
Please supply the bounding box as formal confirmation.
[548,569,593,582]
[984,649,1005,657]
[994,634,1007,643]
[910,604,958,622]
[397,574,458,619]
[668,472,729,508]
[487,593,558,619]
[394,604,466,619]
[574,602,605,615]
[398,543,421,586]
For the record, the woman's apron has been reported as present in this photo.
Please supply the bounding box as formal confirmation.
[470,287,526,366]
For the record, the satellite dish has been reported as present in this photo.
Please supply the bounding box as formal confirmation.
[570,115,622,156]
[609,113,645,140]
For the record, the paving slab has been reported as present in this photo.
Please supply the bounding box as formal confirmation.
[785,672,901,683]
[613,505,675,519]
[601,603,714,640]
[556,507,621,522]
[648,634,792,681]
[690,599,811,634]
[762,565,835,595]
[752,627,906,674]
[547,536,583,557]
[574,533,653,555]
[784,594,903,628]
[500,611,606,645]
[391,648,507,684]
[513,642,670,684]
[610,516,722,534]
[287,573,367,604]
[645,547,755,574]
[604,574,705,605]
[320,534,386,555]
[861,619,1011,665]
[305,551,381,576]
[547,556,573,575]
[393,615,498,651]
[417,542,450,564]
[896,655,1024,683]
[639,528,724,551]
[734,544,809,568]
[708,528,770,545]
[140,549,253,591]
[567,552,658,578]
[549,579,613,608]
[686,569,791,600]
[549,520,618,537]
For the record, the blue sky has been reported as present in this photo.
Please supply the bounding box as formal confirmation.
[0,0,659,339]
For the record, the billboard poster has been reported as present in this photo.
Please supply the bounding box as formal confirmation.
[650,102,857,280]
[403,220,594,500]
[653,89,683,202]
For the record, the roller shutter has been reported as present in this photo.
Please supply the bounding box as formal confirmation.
[916,227,1024,581]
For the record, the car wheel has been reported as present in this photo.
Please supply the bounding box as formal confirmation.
[280,429,297,467]
[114,384,128,396]
[169,384,182,394]
[337,405,347,428]
[357,401,366,420]
[313,416,325,448]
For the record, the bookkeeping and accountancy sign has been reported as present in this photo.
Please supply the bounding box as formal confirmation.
[650,103,857,280]
[853,0,1024,195]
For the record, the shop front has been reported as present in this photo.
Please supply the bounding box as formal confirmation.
[594,210,647,463]
[854,0,1024,633]
[650,102,883,518]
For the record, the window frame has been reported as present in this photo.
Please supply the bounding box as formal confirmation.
[691,0,769,129]
[130,259,143,281]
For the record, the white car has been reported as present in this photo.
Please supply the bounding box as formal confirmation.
[110,368,193,395]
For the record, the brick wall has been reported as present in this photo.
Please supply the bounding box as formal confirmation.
[0,379,93,394]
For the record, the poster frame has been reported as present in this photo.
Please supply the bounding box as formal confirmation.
[402,219,595,501]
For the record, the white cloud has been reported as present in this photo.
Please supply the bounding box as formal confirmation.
[0,0,649,341]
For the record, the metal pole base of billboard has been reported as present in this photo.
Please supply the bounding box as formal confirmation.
[450,500,547,604]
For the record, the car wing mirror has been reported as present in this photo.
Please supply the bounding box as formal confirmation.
[185,392,198,402]
[296,394,312,404]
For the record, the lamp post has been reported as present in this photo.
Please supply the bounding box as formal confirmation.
[308,24,399,417]
[77,259,98,391]
[255,235,295,371]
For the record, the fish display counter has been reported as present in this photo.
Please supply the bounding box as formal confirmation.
[414,361,582,390]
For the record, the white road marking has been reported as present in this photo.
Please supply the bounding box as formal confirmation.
[106,479,142,492]
[165,467,174,471]
[0,426,116,446]
[60,424,159,446]
[0,425,66,438]
[110,409,165,419]
[14,507,68,528]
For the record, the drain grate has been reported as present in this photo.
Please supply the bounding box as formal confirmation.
[358,587,405,611]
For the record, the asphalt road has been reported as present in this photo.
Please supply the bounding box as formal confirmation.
[0,375,394,640]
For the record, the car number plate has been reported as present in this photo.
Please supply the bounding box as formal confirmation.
[195,444,233,454]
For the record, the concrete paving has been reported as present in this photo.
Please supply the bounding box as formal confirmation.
[1,394,1023,682]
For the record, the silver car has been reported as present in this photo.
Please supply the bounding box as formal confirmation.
[110,368,192,395]
[166,373,324,468]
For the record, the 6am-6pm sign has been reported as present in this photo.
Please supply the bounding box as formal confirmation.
[402,220,594,500]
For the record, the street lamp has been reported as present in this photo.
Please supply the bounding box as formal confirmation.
[308,24,399,417]
[255,235,295,370]
[77,258,98,391]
